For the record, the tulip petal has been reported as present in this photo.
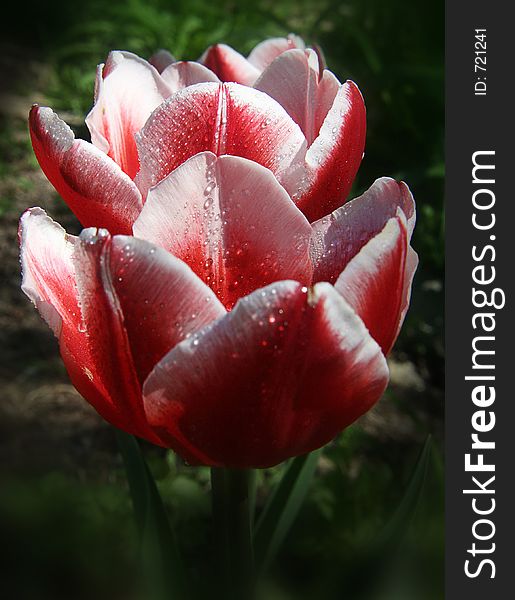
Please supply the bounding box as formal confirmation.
[200,44,260,85]
[29,105,143,234]
[282,80,366,222]
[19,209,139,433]
[311,177,416,284]
[19,207,79,337]
[86,51,172,179]
[312,43,328,73]
[149,49,176,73]
[335,217,411,355]
[255,49,340,144]
[143,281,389,468]
[70,227,153,436]
[247,35,305,70]
[70,228,224,449]
[134,152,313,309]
[398,246,419,338]
[74,227,225,389]
[135,82,306,197]
[161,61,220,91]
[73,226,225,459]
[19,209,225,452]
[106,235,226,381]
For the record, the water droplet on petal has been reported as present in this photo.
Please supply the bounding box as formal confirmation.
[204,181,216,196]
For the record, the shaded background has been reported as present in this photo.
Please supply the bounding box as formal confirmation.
[0,0,444,598]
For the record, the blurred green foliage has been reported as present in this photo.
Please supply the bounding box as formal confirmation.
[2,0,443,598]
[0,430,443,600]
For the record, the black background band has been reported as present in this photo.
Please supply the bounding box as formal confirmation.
[446,1,513,596]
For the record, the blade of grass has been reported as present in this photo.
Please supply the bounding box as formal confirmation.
[325,435,433,600]
[375,435,433,547]
[254,450,320,573]
[115,429,188,600]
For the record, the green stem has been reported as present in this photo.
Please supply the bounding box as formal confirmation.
[211,468,255,600]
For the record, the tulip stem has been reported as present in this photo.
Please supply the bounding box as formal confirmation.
[211,468,255,600]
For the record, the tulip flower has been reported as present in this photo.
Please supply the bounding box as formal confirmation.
[21,38,418,469]
[29,43,364,230]
[199,33,306,85]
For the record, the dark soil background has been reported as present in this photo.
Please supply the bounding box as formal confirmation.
[0,1,444,598]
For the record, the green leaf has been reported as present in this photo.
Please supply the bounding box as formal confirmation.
[115,429,188,600]
[326,436,433,600]
[254,450,320,572]
[376,435,433,548]
[248,469,258,528]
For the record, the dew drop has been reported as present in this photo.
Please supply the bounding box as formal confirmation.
[204,181,216,196]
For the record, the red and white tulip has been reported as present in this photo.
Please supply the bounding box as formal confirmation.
[20,36,417,468]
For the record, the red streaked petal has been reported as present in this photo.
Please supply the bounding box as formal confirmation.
[135,82,306,197]
[312,43,328,74]
[70,227,224,451]
[397,246,419,339]
[107,235,225,382]
[86,51,172,179]
[255,49,339,144]
[314,70,341,138]
[143,281,389,468]
[247,34,305,70]
[70,227,225,455]
[19,209,148,438]
[149,49,176,73]
[134,152,313,309]
[199,44,260,85]
[29,105,143,234]
[398,181,416,238]
[71,227,151,436]
[282,80,366,222]
[80,228,223,461]
[311,177,416,284]
[161,61,220,91]
[19,207,79,336]
[335,216,412,355]
[19,209,226,455]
